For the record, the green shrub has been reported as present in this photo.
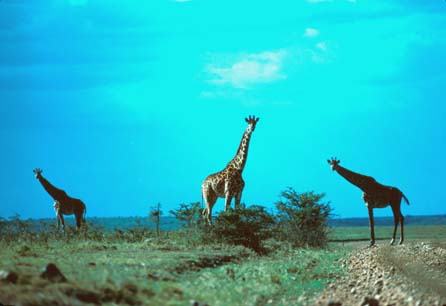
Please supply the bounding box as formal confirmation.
[276,188,332,248]
[169,202,204,229]
[169,202,209,245]
[207,205,276,254]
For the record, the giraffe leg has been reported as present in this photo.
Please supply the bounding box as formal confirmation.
[234,192,242,210]
[390,205,399,245]
[224,194,232,211]
[56,214,61,231]
[54,201,61,231]
[234,178,244,210]
[367,206,375,246]
[74,200,85,231]
[202,189,217,225]
[224,179,233,211]
[75,213,82,231]
[399,213,405,245]
[59,214,66,232]
[390,216,397,246]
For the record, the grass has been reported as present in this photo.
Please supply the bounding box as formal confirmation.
[0,235,348,306]
[179,247,348,306]
[330,225,446,241]
[0,218,443,306]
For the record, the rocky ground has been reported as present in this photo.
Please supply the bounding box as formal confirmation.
[312,241,446,306]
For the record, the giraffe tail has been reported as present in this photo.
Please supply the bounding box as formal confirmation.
[402,193,410,205]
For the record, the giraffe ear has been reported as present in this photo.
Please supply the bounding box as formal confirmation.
[255,117,259,123]
[327,159,331,164]
[245,117,249,123]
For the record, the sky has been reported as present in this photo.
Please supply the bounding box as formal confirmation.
[0,0,445,219]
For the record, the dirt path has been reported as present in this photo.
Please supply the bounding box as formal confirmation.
[312,241,446,306]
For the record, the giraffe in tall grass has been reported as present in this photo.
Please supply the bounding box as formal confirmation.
[327,158,410,246]
[201,116,259,225]
[33,168,86,231]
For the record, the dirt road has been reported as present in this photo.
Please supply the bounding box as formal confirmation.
[312,241,446,306]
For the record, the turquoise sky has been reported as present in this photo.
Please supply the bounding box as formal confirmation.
[0,0,445,219]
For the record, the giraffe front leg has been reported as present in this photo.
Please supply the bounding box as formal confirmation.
[224,194,232,211]
[59,214,66,232]
[368,207,375,246]
[56,214,61,231]
[234,192,242,210]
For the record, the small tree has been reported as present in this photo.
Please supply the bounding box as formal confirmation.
[169,202,203,229]
[149,203,162,238]
[276,188,332,248]
[209,204,276,254]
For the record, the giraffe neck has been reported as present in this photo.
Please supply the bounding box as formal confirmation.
[226,128,253,172]
[334,165,377,193]
[37,175,69,201]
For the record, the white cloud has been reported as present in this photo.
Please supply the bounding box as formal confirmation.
[304,28,320,38]
[207,50,287,88]
[316,42,328,51]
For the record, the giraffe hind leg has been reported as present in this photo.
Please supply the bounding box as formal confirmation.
[391,201,404,245]
[74,200,86,231]
[203,189,217,225]
[399,213,405,245]
[390,215,398,246]
[367,206,376,247]
[75,213,82,231]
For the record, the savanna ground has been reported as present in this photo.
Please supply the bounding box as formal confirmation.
[0,222,445,306]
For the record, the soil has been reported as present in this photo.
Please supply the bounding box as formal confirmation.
[312,241,446,306]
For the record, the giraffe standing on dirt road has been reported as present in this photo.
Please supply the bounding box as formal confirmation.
[327,158,409,246]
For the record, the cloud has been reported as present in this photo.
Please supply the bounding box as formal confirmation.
[206,50,287,88]
[316,41,328,51]
[304,28,320,38]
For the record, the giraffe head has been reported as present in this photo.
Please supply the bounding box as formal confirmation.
[33,168,43,179]
[327,157,341,171]
[245,115,259,133]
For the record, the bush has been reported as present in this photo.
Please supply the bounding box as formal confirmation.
[169,202,204,229]
[276,188,332,248]
[207,205,276,254]
[169,202,208,245]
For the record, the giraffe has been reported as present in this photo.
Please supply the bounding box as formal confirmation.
[33,168,86,231]
[201,115,259,225]
[327,158,410,246]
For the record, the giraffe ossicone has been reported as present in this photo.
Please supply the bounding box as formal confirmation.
[201,116,259,225]
[327,157,410,246]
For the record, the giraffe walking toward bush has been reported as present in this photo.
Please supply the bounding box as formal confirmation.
[202,116,259,225]
[33,168,86,231]
[327,158,409,246]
